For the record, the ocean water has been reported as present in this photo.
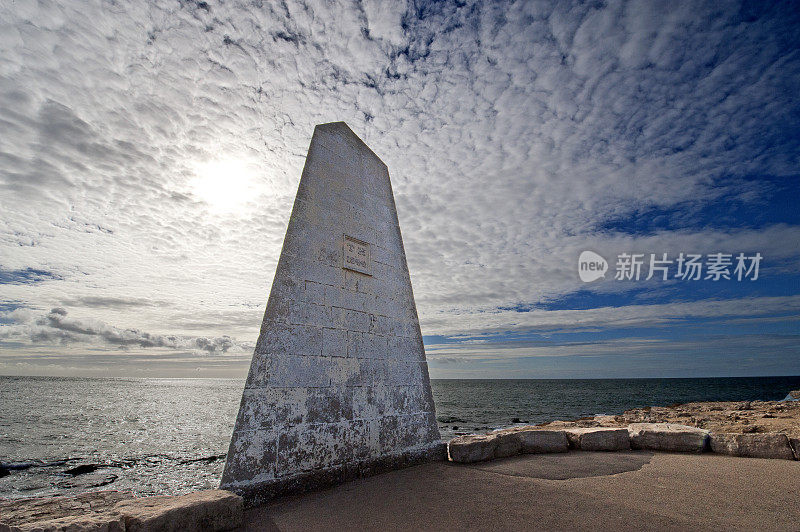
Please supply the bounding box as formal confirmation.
[1,375,799,500]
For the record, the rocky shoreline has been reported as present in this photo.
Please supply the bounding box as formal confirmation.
[540,389,800,437]
[3,392,799,530]
[0,489,242,532]
[448,391,800,464]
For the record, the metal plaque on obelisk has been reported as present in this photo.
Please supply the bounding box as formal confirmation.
[221,122,442,502]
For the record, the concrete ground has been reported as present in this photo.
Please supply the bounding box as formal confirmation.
[241,451,800,531]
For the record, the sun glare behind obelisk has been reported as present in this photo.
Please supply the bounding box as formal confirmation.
[190,158,258,214]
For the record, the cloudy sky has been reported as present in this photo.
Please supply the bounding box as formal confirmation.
[1,0,798,378]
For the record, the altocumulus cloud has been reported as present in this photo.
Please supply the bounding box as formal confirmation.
[0,0,798,376]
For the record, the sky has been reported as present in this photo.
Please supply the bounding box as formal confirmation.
[0,0,798,378]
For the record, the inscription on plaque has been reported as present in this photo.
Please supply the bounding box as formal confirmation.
[343,235,371,275]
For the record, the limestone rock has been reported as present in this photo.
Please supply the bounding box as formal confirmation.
[593,415,620,425]
[0,490,242,532]
[614,399,800,438]
[448,427,568,463]
[566,427,630,451]
[5,513,126,532]
[491,427,568,456]
[515,429,568,454]
[493,431,522,458]
[448,434,498,463]
[115,490,242,532]
[710,433,795,460]
[628,423,709,452]
[0,490,131,532]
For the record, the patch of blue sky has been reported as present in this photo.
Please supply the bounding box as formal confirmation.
[596,176,800,235]
[532,273,800,311]
[426,313,798,350]
[0,268,61,285]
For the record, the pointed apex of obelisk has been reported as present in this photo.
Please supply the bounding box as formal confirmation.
[315,120,352,130]
[220,123,442,502]
[310,121,388,170]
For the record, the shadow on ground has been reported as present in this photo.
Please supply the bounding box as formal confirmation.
[463,450,654,480]
[238,451,800,531]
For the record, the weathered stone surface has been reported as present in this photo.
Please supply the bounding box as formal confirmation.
[592,415,620,425]
[628,423,709,452]
[516,429,569,454]
[241,443,446,504]
[789,390,800,400]
[221,122,441,500]
[709,433,795,460]
[0,491,131,531]
[0,490,241,532]
[565,427,630,451]
[4,513,126,532]
[790,438,800,460]
[449,428,568,463]
[493,431,522,459]
[448,434,498,463]
[114,490,242,532]
[607,399,800,439]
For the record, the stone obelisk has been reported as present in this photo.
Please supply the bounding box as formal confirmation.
[221,122,442,501]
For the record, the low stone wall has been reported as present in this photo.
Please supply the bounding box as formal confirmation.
[448,428,567,463]
[448,423,800,464]
[0,489,242,532]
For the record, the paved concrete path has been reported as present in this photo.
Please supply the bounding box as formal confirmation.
[242,451,800,531]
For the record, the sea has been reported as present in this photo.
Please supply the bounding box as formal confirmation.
[1,376,799,500]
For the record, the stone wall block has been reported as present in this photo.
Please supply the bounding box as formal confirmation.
[710,433,795,460]
[628,423,709,452]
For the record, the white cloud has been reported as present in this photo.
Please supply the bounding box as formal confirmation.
[0,0,798,375]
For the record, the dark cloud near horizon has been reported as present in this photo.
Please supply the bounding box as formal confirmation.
[60,296,166,309]
[1,307,250,355]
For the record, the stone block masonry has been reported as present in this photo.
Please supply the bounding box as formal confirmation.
[220,122,443,503]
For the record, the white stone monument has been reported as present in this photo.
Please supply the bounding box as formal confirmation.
[221,122,442,501]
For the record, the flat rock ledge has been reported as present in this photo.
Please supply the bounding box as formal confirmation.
[0,489,242,532]
[448,423,800,464]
